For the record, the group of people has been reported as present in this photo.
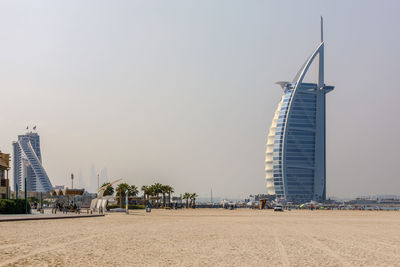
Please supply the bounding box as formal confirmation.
[52,201,80,214]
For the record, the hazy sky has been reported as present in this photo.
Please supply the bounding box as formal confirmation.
[1,0,399,199]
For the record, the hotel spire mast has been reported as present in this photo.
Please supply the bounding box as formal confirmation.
[317,16,324,88]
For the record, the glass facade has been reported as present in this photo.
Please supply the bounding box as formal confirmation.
[283,84,317,201]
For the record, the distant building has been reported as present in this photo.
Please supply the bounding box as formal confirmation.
[13,131,53,192]
[265,18,334,203]
[0,151,10,199]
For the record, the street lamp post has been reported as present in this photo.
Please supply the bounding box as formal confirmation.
[125,189,129,214]
[7,169,10,199]
[24,178,27,214]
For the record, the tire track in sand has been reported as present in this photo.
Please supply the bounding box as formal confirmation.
[262,223,290,267]
[297,233,352,267]
[0,234,98,267]
[254,223,290,267]
[273,233,290,267]
[0,231,90,251]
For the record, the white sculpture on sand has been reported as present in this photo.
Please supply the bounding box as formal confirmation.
[90,179,122,213]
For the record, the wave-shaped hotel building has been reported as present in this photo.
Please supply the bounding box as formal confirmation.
[266,18,334,203]
[13,131,53,192]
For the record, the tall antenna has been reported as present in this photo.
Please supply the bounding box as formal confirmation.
[321,16,324,42]
[317,16,325,87]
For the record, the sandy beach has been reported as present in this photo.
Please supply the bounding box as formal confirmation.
[0,209,399,266]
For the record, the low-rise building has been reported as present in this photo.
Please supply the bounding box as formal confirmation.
[0,151,10,199]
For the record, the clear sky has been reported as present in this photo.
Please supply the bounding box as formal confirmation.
[0,0,399,199]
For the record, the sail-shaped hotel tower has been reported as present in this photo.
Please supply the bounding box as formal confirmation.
[13,131,53,192]
[265,18,334,203]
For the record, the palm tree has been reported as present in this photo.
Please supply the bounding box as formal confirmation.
[101,182,114,196]
[147,184,154,206]
[183,192,191,208]
[129,185,139,196]
[165,185,174,206]
[151,183,163,207]
[116,183,130,208]
[161,185,170,207]
[190,193,198,207]
[141,185,150,205]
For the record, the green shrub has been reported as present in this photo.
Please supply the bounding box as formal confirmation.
[130,205,145,209]
[107,204,145,210]
[0,199,31,214]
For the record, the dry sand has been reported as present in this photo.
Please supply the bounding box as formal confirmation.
[0,209,400,266]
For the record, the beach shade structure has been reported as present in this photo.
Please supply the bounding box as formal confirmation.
[51,188,85,197]
[49,188,85,214]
